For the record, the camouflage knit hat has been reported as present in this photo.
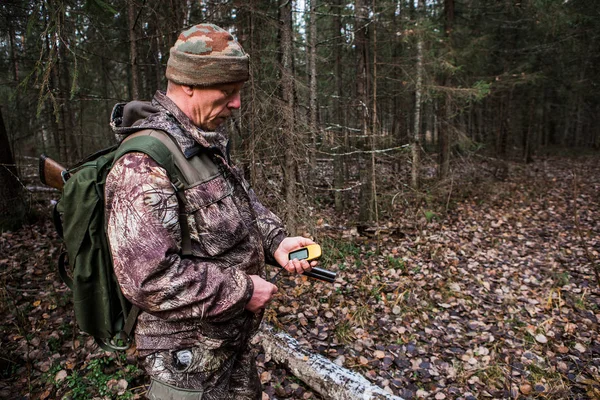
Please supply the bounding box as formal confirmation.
[166,24,249,87]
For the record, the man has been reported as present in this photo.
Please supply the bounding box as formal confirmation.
[105,23,317,399]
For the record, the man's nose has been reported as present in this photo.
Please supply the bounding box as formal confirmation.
[227,92,241,109]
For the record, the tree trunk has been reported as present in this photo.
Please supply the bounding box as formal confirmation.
[561,102,571,146]
[542,89,550,149]
[57,12,79,163]
[574,95,583,147]
[278,0,297,233]
[391,2,404,175]
[495,94,509,158]
[256,324,403,400]
[8,24,19,83]
[411,0,425,190]
[0,107,26,230]
[7,24,21,165]
[438,0,454,180]
[148,17,162,99]
[308,0,318,170]
[594,105,600,149]
[101,57,113,148]
[596,106,600,149]
[370,0,379,229]
[128,0,140,100]
[42,4,64,162]
[438,94,450,179]
[333,0,346,212]
[444,0,455,35]
[356,0,373,223]
[523,96,535,163]
[241,0,258,187]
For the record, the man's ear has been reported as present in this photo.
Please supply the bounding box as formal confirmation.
[181,85,194,96]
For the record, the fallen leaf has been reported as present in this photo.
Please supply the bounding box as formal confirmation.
[574,343,586,353]
[556,345,569,354]
[116,379,128,395]
[535,334,548,344]
[520,383,532,395]
[260,371,272,384]
[39,388,52,400]
[55,370,67,383]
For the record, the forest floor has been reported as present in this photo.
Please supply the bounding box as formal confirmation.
[1,154,599,399]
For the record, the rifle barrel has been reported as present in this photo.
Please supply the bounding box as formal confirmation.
[302,267,337,283]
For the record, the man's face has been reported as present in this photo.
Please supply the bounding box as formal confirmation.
[187,82,244,131]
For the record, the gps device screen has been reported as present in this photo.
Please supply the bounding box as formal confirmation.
[289,248,309,260]
[288,244,321,261]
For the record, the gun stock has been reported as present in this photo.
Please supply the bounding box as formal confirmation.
[39,154,68,190]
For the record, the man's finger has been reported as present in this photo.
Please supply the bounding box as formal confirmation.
[285,259,297,273]
[300,260,312,272]
[300,238,315,246]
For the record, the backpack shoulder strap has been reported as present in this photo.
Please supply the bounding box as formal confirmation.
[114,132,179,181]
[112,130,195,256]
[118,129,205,185]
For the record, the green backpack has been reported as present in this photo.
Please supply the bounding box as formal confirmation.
[53,131,194,351]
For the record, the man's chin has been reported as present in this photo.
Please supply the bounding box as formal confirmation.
[212,117,228,129]
[200,122,221,131]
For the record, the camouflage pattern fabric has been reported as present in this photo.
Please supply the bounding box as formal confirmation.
[165,23,249,87]
[143,342,261,399]
[105,91,285,397]
[174,24,246,57]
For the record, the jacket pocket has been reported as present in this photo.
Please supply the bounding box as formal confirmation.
[183,175,249,257]
[169,336,231,375]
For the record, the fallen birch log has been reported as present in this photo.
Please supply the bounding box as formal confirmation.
[256,324,404,400]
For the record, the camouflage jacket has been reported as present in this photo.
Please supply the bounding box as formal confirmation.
[105,91,286,355]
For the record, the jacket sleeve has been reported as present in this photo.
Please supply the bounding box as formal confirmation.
[242,181,287,266]
[105,152,253,323]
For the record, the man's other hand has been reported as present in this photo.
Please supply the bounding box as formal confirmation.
[273,236,319,275]
[246,275,278,313]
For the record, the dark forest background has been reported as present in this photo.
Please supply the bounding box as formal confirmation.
[1,0,599,231]
[1,2,600,399]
